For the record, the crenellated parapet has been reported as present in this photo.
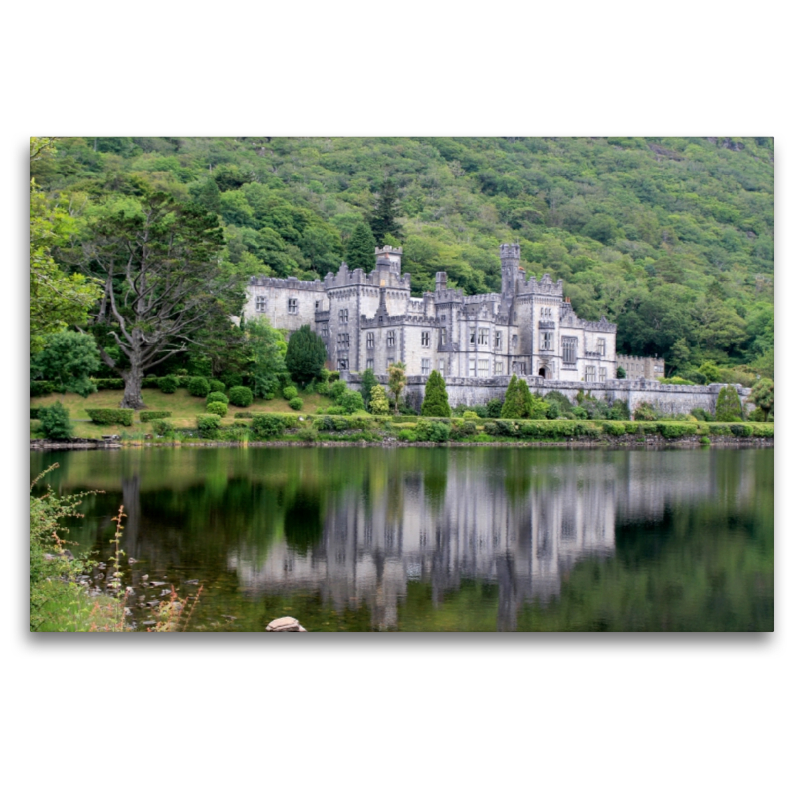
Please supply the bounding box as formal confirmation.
[323,261,411,291]
[250,275,325,291]
[518,272,564,297]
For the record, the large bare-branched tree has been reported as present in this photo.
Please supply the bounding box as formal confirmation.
[81,191,235,408]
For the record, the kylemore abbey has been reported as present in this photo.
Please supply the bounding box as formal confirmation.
[245,243,663,383]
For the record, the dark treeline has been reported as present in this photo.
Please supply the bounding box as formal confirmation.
[31,136,773,380]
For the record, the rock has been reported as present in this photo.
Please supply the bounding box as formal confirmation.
[265,616,307,632]
[142,620,156,626]
[183,579,199,585]
[141,574,149,581]
[128,557,138,564]
[150,581,166,587]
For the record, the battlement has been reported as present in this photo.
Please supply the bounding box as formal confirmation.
[249,275,325,291]
[323,261,411,291]
[519,272,564,297]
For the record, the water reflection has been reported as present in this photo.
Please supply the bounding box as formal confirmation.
[31,447,770,631]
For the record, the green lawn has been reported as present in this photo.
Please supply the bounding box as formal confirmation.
[30,387,333,438]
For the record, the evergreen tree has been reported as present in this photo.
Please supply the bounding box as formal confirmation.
[345,222,377,272]
[501,375,525,418]
[750,377,774,419]
[517,378,534,418]
[420,371,451,417]
[360,367,378,405]
[715,384,743,422]
[369,180,402,245]
[285,325,327,386]
[195,176,221,214]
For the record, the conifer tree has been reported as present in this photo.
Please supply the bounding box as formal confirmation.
[517,377,534,418]
[285,325,327,386]
[715,384,743,422]
[369,180,402,245]
[420,370,451,417]
[501,375,525,418]
[360,367,378,405]
[345,222,377,272]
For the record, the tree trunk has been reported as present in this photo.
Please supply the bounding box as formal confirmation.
[121,364,145,409]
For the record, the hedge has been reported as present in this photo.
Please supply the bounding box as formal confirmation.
[209,379,226,394]
[206,391,229,405]
[92,378,125,390]
[251,413,292,439]
[30,381,57,397]
[158,376,179,394]
[234,411,253,419]
[140,411,172,422]
[86,408,134,426]
[196,414,221,438]
[657,422,697,439]
[206,401,228,417]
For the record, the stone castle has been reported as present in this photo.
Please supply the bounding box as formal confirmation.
[245,243,627,382]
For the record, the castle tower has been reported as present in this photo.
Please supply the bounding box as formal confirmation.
[374,245,403,274]
[500,243,521,297]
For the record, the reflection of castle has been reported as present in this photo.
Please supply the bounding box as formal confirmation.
[231,457,618,631]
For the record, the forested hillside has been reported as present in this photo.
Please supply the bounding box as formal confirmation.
[31,136,774,379]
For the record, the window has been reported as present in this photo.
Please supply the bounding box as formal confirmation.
[541,306,552,319]
[540,331,553,350]
[562,337,577,364]
[494,360,504,375]
[438,359,446,374]
[495,331,502,349]
[315,300,320,310]
[387,330,395,347]
[469,359,477,377]
[421,358,431,376]
[338,358,349,370]
[366,332,374,349]
[478,359,489,377]
[478,327,489,346]
[366,358,374,370]
[321,324,329,338]
[337,333,349,347]
[338,308,348,324]
[598,338,606,356]
[288,298,298,315]
[512,334,518,348]
[439,329,447,346]
[469,328,476,345]
[421,331,430,347]
[585,366,596,382]
[255,296,266,313]
[599,367,607,382]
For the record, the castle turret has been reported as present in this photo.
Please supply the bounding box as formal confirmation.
[500,243,520,297]
[374,245,403,274]
[435,272,448,292]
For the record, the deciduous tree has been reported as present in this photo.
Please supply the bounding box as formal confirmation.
[387,362,407,414]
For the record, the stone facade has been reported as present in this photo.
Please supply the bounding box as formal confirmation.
[616,354,665,380]
[246,243,618,381]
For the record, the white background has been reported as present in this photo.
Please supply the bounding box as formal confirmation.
[2,3,795,798]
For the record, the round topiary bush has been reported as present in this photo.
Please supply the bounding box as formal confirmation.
[209,379,226,394]
[187,376,210,397]
[158,375,179,394]
[288,397,303,411]
[228,386,254,407]
[206,401,228,417]
[282,385,298,401]
[206,391,229,405]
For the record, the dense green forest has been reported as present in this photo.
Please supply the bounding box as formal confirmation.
[31,136,773,380]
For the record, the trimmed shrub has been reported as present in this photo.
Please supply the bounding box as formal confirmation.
[416,420,451,443]
[715,385,743,422]
[86,408,134,426]
[282,385,299,401]
[196,414,221,438]
[93,378,125,390]
[485,398,504,418]
[601,421,626,436]
[657,421,696,439]
[234,411,254,419]
[624,422,640,434]
[288,397,303,411]
[142,375,160,388]
[251,413,289,439]
[206,401,228,417]
[572,406,588,420]
[158,375,179,394]
[209,379,226,394]
[206,391,229,405]
[730,424,753,438]
[340,389,365,415]
[38,402,73,440]
[228,387,254,407]
[420,370,451,417]
[329,380,347,402]
[30,381,57,397]
[699,436,710,445]
[323,405,346,415]
[140,411,172,422]
[709,424,731,436]
[153,419,175,436]
[187,376,210,397]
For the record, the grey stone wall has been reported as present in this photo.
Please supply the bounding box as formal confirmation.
[342,372,753,418]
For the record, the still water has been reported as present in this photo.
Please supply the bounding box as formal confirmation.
[30,446,773,632]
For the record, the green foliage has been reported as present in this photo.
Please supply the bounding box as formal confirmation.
[387,362,407,413]
[657,421,697,438]
[750,378,774,419]
[345,222,377,271]
[616,366,626,378]
[282,385,299,400]
[206,401,228,416]
[206,391,229,404]
[228,386,254,407]
[715,384,743,422]
[416,419,451,443]
[86,408,134,426]
[698,361,722,383]
[633,402,659,421]
[329,379,347,402]
[501,375,527,418]
[247,318,287,399]
[340,389,365,414]
[153,419,175,436]
[369,180,402,245]
[420,370,451,417]
[140,410,172,421]
[187,376,210,397]
[30,331,101,397]
[369,384,390,415]
[485,398,503,418]
[285,325,327,386]
[690,407,713,422]
[38,402,73,440]
[360,368,378,405]
[251,413,289,439]
[209,379,226,393]
[158,375,179,394]
[288,397,303,411]
[196,414,221,438]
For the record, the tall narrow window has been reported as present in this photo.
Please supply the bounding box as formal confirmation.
[339,308,348,324]
[288,298,298,315]
[598,338,606,356]
[366,332,374,349]
[494,360,504,375]
[495,331,502,349]
[387,330,396,348]
[599,367,607,382]
[469,328,476,345]
[561,337,577,364]
[366,358,374,370]
[438,359,445,374]
[256,296,266,313]
[421,358,431,376]
[540,332,553,350]
[585,366,596,382]
[469,360,477,377]
[478,359,489,377]
[478,328,489,346]
[321,324,329,338]
[439,329,447,347]
[421,331,430,347]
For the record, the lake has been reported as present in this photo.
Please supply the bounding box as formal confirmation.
[30,445,773,632]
